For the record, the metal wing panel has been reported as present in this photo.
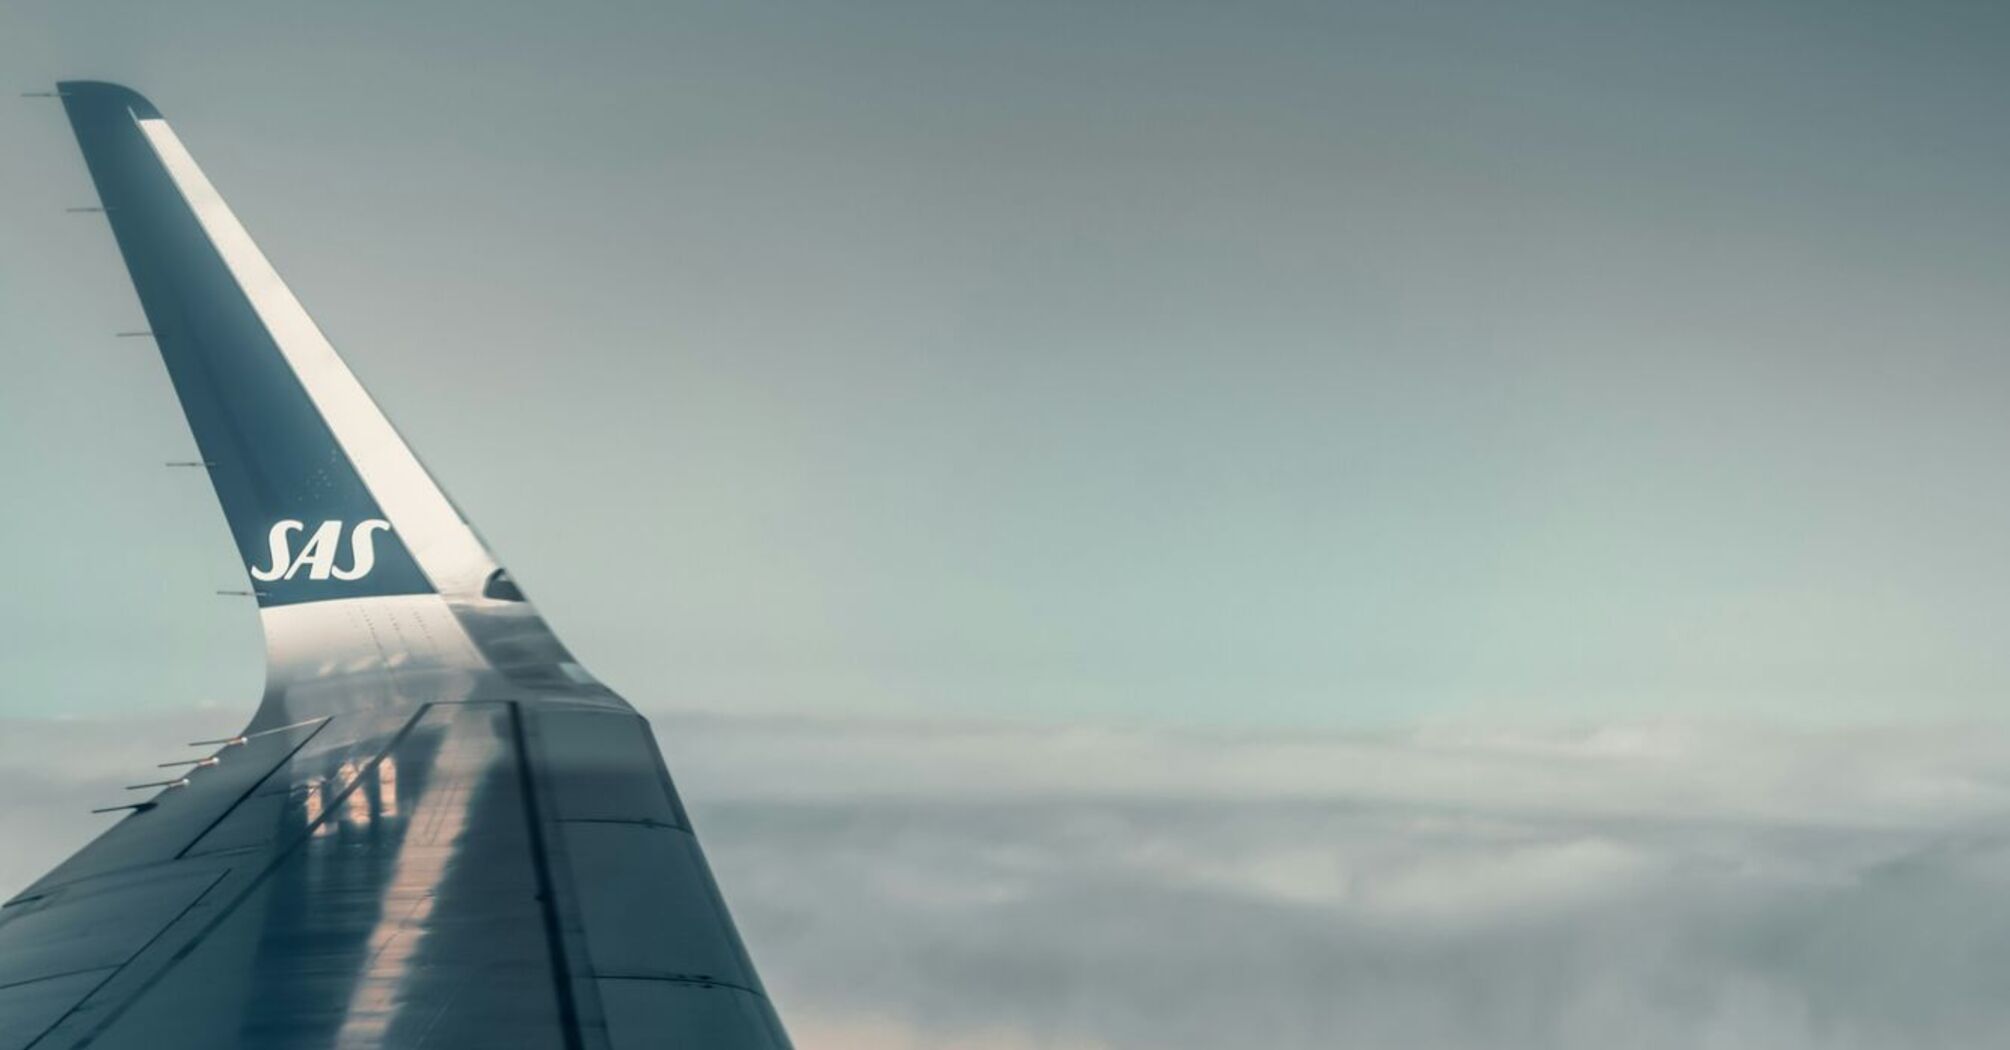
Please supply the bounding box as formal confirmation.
[11,720,325,902]
[0,869,226,993]
[597,982,793,1050]
[47,703,572,1049]
[0,973,109,1050]
[0,697,791,1049]
[526,708,792,1050]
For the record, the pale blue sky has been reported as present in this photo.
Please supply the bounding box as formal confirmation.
[5,1,2010,726]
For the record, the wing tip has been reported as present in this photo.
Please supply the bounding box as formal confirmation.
[55,80,162,119]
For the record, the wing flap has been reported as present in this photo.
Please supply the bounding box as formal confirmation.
[0,869,225,991]
[564,825,761,987]
[527,707,791,1048]
[598,981,794,1050]
[0,970,111,1050]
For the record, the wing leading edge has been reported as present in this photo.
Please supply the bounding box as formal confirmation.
[0,83,793,1050]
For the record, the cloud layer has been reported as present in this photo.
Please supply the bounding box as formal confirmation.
[7,711,2010,1048]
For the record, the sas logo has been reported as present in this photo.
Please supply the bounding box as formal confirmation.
[249,519,393,582]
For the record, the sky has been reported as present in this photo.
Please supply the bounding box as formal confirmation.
[7,3,2010,1046]
[6,2,2010,727]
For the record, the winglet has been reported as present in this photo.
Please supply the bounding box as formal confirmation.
[58,82,500,607]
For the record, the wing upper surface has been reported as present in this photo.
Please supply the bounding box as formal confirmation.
[0,83,794,1049]
[2,701,790,1049]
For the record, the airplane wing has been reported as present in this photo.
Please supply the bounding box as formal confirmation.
[0,82,794,1050]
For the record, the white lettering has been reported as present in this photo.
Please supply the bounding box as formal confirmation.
[333,519,391,581]
[248,520,305,581]
[246,519,393,584]
[284,520,343,580]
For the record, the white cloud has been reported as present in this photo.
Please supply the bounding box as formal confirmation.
[7,710,2010,1048]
